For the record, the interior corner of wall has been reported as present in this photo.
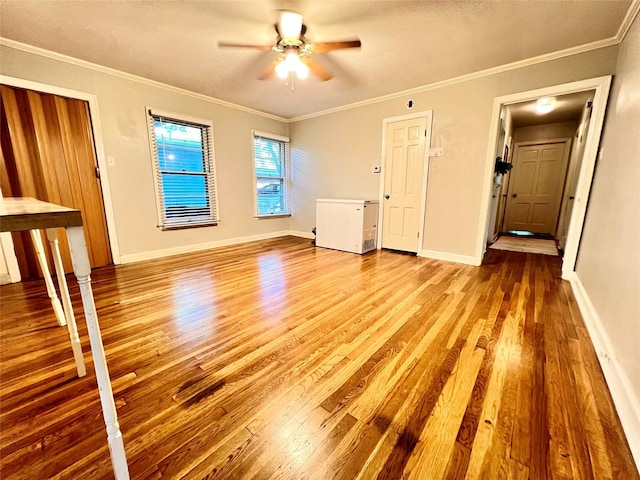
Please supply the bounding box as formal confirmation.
[569,272,640,468]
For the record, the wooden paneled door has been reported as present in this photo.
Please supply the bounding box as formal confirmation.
[0,84,112,278]
[504,140,570,235]
[381,116,428,253]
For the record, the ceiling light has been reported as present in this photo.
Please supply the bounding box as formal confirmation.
[279,11,303,39]
[285,51,301,68]
[275,60,289,79]
[536,98,555,114]
[296,62,309,79]
[275,50,309,82]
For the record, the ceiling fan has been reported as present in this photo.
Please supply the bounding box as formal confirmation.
[218,11,361,82]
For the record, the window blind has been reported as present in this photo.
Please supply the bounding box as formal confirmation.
[253,132,291,217]
[148,110,219,229]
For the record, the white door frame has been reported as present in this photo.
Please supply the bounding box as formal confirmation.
[0,74,121,264]
[377,110,433,252]
[476,75,612,279]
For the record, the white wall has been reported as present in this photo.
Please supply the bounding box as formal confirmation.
[0,44,290,262]
[0,233,20,284]
[512,120,578,143]
[574,15,640,465]
[0,244,9,284]
[289,47,618,258]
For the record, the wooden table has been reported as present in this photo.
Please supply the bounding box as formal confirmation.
[0,197,129,479]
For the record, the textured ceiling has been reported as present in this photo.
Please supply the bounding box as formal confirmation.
[0,1,634,119]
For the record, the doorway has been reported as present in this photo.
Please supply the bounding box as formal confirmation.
[478,76,611,278]
[0,82,116,279]
[379,111,433,254]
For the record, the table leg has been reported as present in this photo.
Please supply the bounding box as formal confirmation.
[45,228,86,377]
[29,230,66,326]
[66,226,129,480]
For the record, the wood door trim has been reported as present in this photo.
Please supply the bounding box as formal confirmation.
[0,74,120,264]
[1,85,113,276]
[511,137,573,149]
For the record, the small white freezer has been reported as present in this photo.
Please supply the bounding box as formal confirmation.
[315,199,379,254]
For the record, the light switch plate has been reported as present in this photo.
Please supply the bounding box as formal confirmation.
[429,147,444,157]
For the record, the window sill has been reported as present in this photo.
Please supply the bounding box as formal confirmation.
[160,222,218,231]
[254,214,291,219]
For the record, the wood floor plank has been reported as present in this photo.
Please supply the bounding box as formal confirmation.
[0,238,637,479]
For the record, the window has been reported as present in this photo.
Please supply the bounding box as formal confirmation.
[253,131,291,217]
[147,109,219,229]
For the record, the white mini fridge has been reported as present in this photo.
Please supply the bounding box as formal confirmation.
[315,199,379,254]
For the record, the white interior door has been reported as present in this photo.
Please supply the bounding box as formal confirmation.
[382,116,427,252]
[504,141,570,235]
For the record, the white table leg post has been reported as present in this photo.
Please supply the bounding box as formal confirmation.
[66,226,129,480]
[29,229,66,326]
[46,228,86,377]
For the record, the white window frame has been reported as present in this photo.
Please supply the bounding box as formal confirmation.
[252,130,291,218]
[147,108,219,229]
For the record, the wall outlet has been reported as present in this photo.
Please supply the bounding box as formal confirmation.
[107,156,116,166]
[373,165,381,173]
[429,147,444,157]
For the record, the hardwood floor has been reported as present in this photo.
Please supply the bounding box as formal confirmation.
[1,236,637,479]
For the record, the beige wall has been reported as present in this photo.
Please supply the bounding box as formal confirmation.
[576,14,640,448]
[0,43,622,262]
[289,47,618,258]
[0,45,289,260]
[513,120,578,144]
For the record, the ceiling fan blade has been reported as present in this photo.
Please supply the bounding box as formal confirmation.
[312,39,361,53]
[218,42,273,51]
[302,57,333,81]
[259,59,280,80]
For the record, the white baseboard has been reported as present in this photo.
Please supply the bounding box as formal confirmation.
[568,272,640,468]
[418,249,481,266]
[120,230,305,264]
[289,229,315,239]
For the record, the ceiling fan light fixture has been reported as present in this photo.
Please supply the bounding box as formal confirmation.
[285,50,301,68]
[296,61,309,79]
[219,11,360,83]
[279,11,303,39]
[275,60,289,79]
[275,52,309,80]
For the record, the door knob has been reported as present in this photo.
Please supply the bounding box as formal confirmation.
[512,193,518,198]
[384,194,390,199]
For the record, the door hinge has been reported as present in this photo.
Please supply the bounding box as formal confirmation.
[95,166,101,179]
[424,129,427,137]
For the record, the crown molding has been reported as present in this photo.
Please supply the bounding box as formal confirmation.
[289,36,620,122]
[617,0,640,42]
[0,37,288,123]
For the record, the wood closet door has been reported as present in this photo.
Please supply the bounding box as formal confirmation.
[0,84,112,278]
